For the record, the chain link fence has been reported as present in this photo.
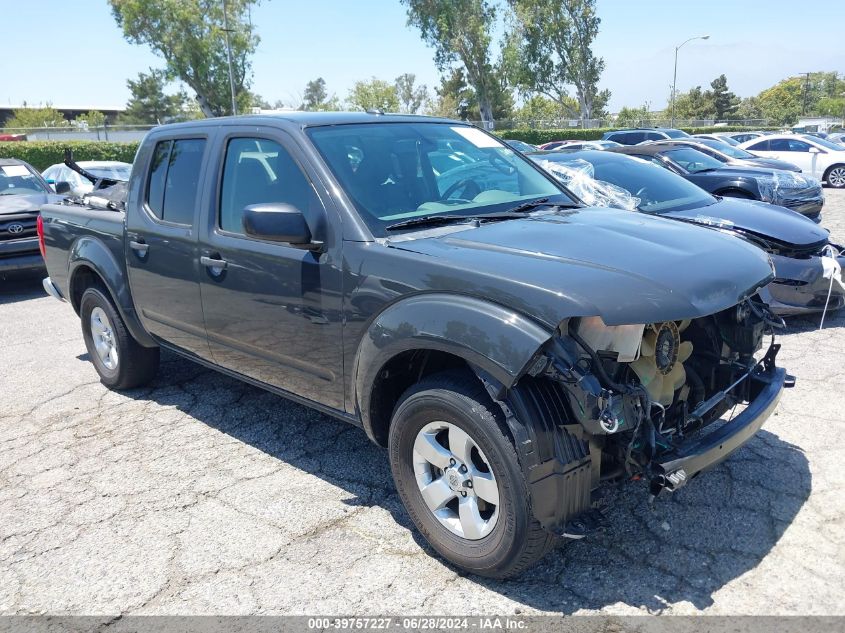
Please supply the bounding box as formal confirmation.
[0,124,156,142]
[468,118,773,131]
[1,118,776,142]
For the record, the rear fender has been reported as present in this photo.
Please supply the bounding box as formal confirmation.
[353,293,552,441]
[68,236,156,347]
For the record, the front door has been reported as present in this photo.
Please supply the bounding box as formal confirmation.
[125,135,212,359]
[198,131,345,410]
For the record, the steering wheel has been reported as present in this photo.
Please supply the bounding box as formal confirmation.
[441,178,482,201]
[634,186,648,199]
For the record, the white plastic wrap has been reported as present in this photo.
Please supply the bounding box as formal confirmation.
[755,171,822,204]
[538,159,641,211]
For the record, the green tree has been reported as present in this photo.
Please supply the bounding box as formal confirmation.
[512,95,575,125]
[737,96,763,121]
[672,86,716,120]
[4,106,68,130]
[109,0,260,118]
[757,77,803,125]
[710,74,739,120]
[402,0,501,127]
[121,68,185,124]
[614,105,651,128]
[395,73,429,114]
[347,78,400,112]
[430,67,512,121]
[75,110,106,128]
[505,0,608,120]
[298,78,340,111]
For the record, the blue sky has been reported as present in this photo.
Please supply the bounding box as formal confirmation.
[3,0,844,112]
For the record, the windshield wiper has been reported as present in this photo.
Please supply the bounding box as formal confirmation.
[505,197,577,213]
[385,214,478,231]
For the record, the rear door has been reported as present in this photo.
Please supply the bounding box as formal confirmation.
[198,127,345,410]
[125,134,212,359]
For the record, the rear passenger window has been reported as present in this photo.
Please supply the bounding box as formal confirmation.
[747,140,769,151]
[218,137,318,235]
[146,138,206,225]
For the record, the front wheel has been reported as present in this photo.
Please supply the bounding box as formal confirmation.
[388,371,555,578]
[80,286,159,389]
[825,165,845,189]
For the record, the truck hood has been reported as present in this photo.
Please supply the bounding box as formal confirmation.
[662,197,829,249]
[398,207,774,326]
[734,157,801,173]
[0,191,63,216]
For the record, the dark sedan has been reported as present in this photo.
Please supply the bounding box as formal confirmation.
[531,149,845,316]
[608,143,825,219]
[0,158,62,279]
[653,138,802,173]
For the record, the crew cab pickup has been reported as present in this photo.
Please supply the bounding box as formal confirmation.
[39,113,791,578]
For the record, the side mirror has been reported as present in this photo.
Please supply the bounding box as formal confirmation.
[808,147,822,154]
[242,203,321,249]
[55,181,72,195]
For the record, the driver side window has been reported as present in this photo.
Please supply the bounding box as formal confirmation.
[219,137,320,235]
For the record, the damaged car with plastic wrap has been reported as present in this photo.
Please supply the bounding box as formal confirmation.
[38,114,793,578]
[531,150,845,317]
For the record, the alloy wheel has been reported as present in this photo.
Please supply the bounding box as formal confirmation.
[828,167,845,188]
[90,306,118,370]
[412,420,500,540]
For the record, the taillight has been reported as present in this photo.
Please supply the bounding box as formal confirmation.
[36,214,46,259]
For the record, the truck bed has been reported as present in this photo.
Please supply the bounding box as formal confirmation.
[40,202,126,302]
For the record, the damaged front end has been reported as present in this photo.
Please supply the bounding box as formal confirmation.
[504,296,794,537]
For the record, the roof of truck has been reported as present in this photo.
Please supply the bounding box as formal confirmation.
[156,111,462,132]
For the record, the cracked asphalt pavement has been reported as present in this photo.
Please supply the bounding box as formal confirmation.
[1,191,844,616]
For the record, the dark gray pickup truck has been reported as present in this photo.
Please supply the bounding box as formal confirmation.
[39,113,791,578]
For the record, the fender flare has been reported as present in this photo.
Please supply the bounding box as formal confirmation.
[353,293,552,442]
[68,236,157,347]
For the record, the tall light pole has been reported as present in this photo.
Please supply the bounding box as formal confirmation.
[222,0,237,116]
[671,34,710,127]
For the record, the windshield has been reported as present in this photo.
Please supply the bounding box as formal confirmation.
[308,123,569,236]
[86,165,131,181]
[0,164,49,195]
[693,139,754,159]
[805,136,845,151]
[662,147,725,173]
[541,152,715,213]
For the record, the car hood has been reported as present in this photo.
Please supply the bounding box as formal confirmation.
[397,207,773,326]
[662,197,829,249]
[738,157,801,172]
[0,191,63,215]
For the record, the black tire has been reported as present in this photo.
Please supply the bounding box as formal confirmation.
[388,371,555,578]
[80,286,159,389]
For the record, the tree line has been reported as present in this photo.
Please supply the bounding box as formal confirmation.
[104,0,611,127]
[4,0,844,130]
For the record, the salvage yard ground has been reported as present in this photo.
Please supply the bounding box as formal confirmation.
[1,191,844,616]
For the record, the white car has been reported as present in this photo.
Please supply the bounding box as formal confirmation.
[739,134,845,188]
[42,161,132,196]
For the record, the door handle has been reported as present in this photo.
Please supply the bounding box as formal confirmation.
[129,240,148,256]
[200,255,228,271]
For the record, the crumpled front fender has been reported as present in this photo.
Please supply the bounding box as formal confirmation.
[353,293,552,443]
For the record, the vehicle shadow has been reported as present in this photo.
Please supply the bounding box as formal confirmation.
[0,275,46,305]
[132,350,810,615]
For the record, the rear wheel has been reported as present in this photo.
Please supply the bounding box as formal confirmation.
[825,165,845,189]
[388,371,555,578]
[80,286,159,389]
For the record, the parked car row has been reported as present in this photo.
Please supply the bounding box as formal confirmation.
[530,149,844,315]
